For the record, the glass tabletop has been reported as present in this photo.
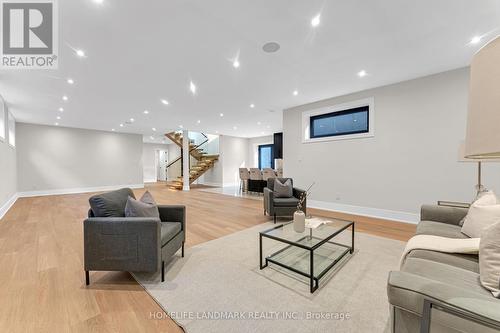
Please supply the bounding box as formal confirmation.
[260,218,353,250]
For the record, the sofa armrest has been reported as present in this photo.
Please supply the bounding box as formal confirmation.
[264,187,274,213]
[388,271,500,323]
[83,217,161,272]
[158,205,185,230]
[420,204,468,226]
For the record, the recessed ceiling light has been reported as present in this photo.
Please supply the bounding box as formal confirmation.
[233,59,240,68]
[129,118,135,123]
[111,128,115,132]
[220,113,224,117]
[93,0,104,4]
[293,90,298,96]
[250,104,255,108]
[257,121,261,125]
[189,81,197,95]
[119,124,124,127]
[152,127,156,131]
[67,78,74,85]
[261,131,265,135]
[215,130,219,134]
[76,49,86,57]
[143,110,149,114]
[161,99,169,105]
[262,42,280,53]
[358,70,367,77]
[470,36,482,44]
[179,125,183,129]
[233,126,237,130]
[62,95,68,101]
[56,116,61,120]
[55,122,59,126]
[311,14,321,27]
[197,120,201,124]
[58,107,64,112]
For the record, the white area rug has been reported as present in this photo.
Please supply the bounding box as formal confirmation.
[133,223,405,333]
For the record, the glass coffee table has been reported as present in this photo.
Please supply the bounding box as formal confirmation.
[259,218,355,293]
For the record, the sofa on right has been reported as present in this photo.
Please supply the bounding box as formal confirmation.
[387,204,500,333]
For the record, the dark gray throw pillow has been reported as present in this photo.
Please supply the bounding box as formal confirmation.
[124,191,160,218]
[274,179,293,198]
[89,188,135,217]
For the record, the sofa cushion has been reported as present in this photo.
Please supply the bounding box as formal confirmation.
[267,178,293,192]
[462,191,500,238]
[273,197,299,207]
[161,222,182,246]
[403,257,491,297]
[124,192,160,219]
[274,178,293,198]
[406,249,479,273]
[416,220,468,239]
[89,188,135,217]
[479,221,500,297]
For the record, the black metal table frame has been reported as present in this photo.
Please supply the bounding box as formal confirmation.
[259,221,355,293]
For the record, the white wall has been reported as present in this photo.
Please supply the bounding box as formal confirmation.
[283,68,500,223]
[16,123,144,193]
[196,135,252,187]
[0,100,17,219]
[167,143,181,181]
[142,143,171,183]
[247,135,273,168]
[221,135,249,186]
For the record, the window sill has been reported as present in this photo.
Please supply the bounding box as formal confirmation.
[302,132,374,144]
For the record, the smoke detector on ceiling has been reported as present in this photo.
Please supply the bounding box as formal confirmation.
[262,42,280,53]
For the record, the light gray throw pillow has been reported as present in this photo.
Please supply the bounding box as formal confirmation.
[274,179,293,198]
[125,191,160,218]
[479,221,500,297]
[462,191,500,238]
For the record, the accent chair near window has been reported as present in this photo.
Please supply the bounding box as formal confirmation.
[264,178,307,223]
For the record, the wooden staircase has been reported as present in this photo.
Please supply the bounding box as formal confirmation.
[165,132,219,190]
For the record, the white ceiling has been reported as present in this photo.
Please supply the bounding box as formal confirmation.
[1,0,499,142]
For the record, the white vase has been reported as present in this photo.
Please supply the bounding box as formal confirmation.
[293,210,306,233]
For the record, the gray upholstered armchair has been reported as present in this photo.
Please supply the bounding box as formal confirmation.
[264,178,306,223]
[83,188,185,284]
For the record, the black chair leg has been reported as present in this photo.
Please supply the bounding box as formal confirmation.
[274,214,277,223]
[85,271,90,286]
[181,242,185,257]
[161,261,165,282]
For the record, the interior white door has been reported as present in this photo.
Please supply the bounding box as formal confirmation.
[158,150,168,181]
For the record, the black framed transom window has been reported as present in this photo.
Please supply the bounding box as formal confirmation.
[310,106,369,139]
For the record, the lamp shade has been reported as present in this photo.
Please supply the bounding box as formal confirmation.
[458,141,500,162]
[464,36,500,159]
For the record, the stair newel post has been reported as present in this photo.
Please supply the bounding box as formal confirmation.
[182,130,190,191]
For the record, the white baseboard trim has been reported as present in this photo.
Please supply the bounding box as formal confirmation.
[143,179,158,183]
[222,182,239,188]
[17,184,145,198]
[0,193,18,220]
[308,199,419,224]
[197,181,223,187]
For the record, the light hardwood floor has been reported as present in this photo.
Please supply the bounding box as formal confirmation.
[0,183,415,332]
